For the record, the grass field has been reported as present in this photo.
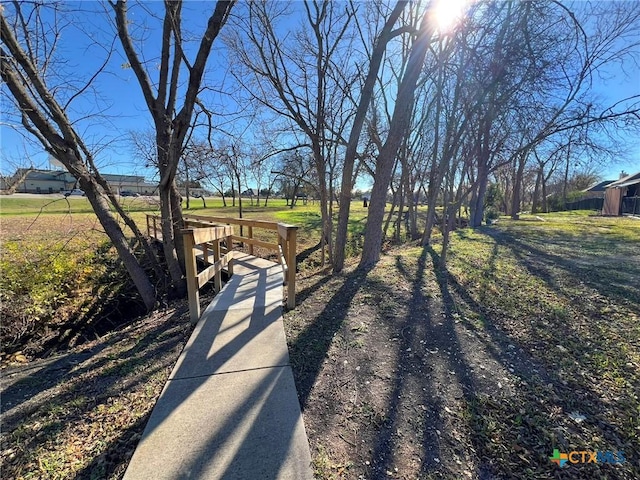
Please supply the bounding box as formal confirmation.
[286,211,640,479]
[1,200,638,479]
[0,195,369,251]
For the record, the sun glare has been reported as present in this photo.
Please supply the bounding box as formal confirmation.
[432,0,469,33]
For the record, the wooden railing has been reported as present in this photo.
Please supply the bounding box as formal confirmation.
[146,214,298,317]
[182,225,234,324]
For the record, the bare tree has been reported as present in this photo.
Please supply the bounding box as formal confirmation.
[272,151,314,208]
[228,0,356,266]
[359,5,434,268]
[222,142,246,224]
[0,2,159,309]
[504,1,640,219]
[333,0,410,272]
[409,0,640,229]
[0,161,33,195]
[111,0,235,294]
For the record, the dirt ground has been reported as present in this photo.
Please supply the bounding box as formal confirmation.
[1,300,195,479]
[284,229,639,480]
[286,253,517,479]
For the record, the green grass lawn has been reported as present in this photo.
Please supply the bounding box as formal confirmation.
[286,211,640,480]
[441,213,640,478]
[0,196,98,215]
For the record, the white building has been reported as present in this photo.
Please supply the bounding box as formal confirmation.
[5,169,158,195]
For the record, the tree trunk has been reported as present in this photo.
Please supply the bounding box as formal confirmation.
[80,177,157,310]
[420,59,447,246]
[359,10,433,269]
[562,142,572,205]
[542,173,549,213]
[532,168,542,214]
[158,183,185,295]
[155,134,187,295]
[170,182,186,275]
[236,172,243,236]
[406,173,419,240]
[313,142,332,266]
[185,164,190,209]
[470,163,489,227]
[421,165,442,245]
[220,183,227,207]
[510,152,527,219]
[383,185,398,241]
[333,1,409,273]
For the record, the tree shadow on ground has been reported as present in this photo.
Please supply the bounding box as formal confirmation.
[294,272,334,305]
[1,306,188,423]
[427,240,639,479]
[485,228,639,306]
[0,307,192,479]
[119,261,310,479]
[288,268,370,407]
[372,249,508,479]
[297,240,322,265]
[366,250,450,478]
[427,245,556,384]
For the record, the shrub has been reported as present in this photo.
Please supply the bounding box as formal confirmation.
[0,240,105,355]
[484,207,500,224]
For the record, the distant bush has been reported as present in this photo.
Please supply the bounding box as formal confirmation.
[484,183,504,211]
[546,194,564,212]
[484,207,500,224]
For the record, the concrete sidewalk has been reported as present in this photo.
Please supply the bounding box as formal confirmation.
[123,253,312,480]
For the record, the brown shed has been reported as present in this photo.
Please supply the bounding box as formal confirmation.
[602,171,640,216]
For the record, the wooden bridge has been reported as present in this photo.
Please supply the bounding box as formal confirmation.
[146,214,299,318]
[125,214,312,479]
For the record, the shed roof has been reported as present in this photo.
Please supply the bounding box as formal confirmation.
[584,180,615,192]
[21,169,70,181]
[606,171,640,189]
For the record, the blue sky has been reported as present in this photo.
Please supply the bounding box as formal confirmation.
[1,1,638,183]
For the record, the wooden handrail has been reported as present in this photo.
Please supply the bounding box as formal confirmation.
[185,215,298,308]
[149,213,299,314]
[185,214,279,230]
[182,225,234,324]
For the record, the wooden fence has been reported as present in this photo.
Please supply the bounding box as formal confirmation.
[622,196,640,215]
[564,197,604,211]
[146,214,298,320]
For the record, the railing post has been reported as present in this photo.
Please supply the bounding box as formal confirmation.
[212,239,221,293]
[227,232,234,275]
[286,227,297,309]
[146,215,151,237]
[182,229,200,324]
[153,216,157,240]
[248,226,254,255]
